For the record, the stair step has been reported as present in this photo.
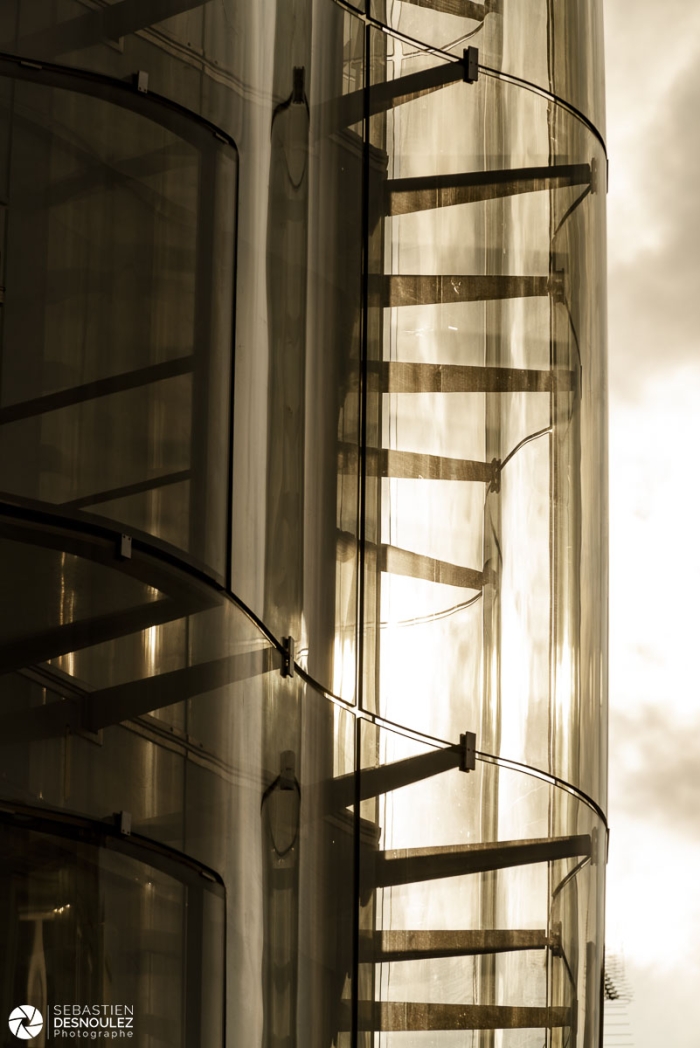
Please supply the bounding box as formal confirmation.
[360,928,551,961]
[0,619,267,730]
[374,361,574,394]
[396,0,496,19]
[338,444,496,483]
[371,834,592,887]
[322,60,466,133]
[386,163,591,215]
[380,545,485,590]
[0,356,193,426]
[377,273,552,307]
[323,744,463,812]
[340,1001,572,1031]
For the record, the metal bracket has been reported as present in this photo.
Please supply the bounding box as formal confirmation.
[135,70,149,94]
[118,534,132,559]
[462,47,479,84]
[281,636,295,678]
[114,810,132,835]
[459,731,477,772]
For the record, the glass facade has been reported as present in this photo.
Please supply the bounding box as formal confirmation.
[0,2,607,1046]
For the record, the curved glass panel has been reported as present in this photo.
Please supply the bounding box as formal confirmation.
[363,33,607,806]
[0,2,606,1045]
[359,720,605,1046]
[368,0,606,133]
[0,0,366,702]
[0,820,224,1048]
[0,516,357,1046]
[230,0,365,702]
[0,73,236,579]
[0,3,243,136]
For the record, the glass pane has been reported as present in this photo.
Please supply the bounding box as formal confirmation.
[0,552,357,1047]
[220,671,356,1048]
[368,0,606,131]
[364,32,607,805]
[232,4,364,703]
[0,822,224,1047]
[358,719,605,1045]
[0,534,167,672]
[8,2,234,125]
[0,78,235,577]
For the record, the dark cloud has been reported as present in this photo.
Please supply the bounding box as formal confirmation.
[609,704,700,831]
[608,49,700,396]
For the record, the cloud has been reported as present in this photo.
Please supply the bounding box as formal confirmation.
[601,6,700,1038]
[606,1,700,396]
[610,704,700,832]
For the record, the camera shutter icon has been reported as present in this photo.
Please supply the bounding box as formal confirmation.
[9,1006,44,1040]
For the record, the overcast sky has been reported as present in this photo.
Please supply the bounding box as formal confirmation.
[605,1,700,1043]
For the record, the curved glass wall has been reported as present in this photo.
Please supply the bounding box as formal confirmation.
[0,1,606,1046]
[0,819,226,1046]
[360,723,606,1047]
[367,0,605,133]
[0,58,237,580]
[363,33,607,807]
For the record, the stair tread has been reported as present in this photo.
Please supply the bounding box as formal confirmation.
[370,834,592,887]
[360,928,552,961]
[386,163,591,214]
[377,273,553,306]
[373,361,574,394]
[340,1001,572,1031]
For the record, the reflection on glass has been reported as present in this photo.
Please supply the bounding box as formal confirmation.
[0,1,606,1045]
[364,34,607,806]
[0,822,224,1048]
[359,720,604,1043]
[367,0,605,131]
[0,76,236,578]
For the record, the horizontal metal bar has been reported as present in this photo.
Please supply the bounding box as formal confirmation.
[338,443,495,483]
[0,799,225,897]
[398,0,495,18]
[86,649,277,731]
[0,597,183,676]
[377,274,551,306]
[0,357,193,426]
[9,0,210,59]
[322,746,462,813]
[381,544,484,590]
[1,649,278,739]
[360,928,551,962]
[386,163,592,215]
[52,143,197,211]
[62,470,191,511]
[371,834,592,887]
[342,1002,572,1031]
[0,56,237,159]
[319,60,465,133]
[384,448,495,481]
[0,500,223,613]
[375,361,573,394]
